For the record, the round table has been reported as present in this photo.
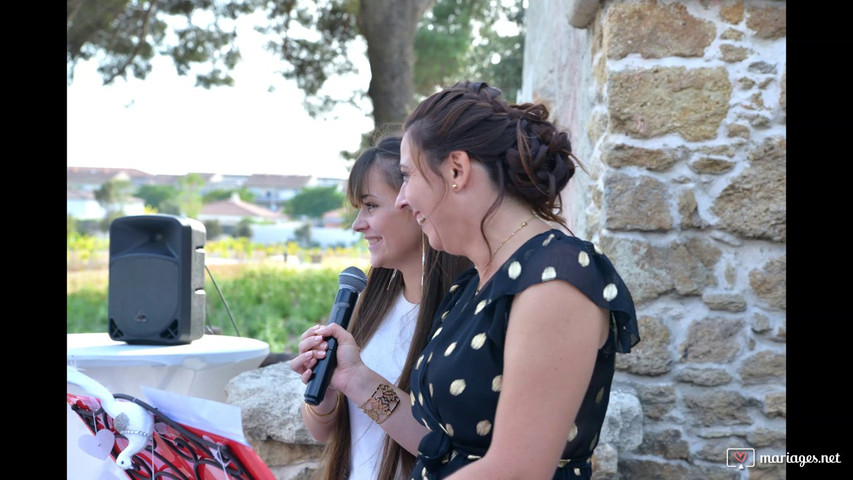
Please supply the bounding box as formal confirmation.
[67,332,269,401]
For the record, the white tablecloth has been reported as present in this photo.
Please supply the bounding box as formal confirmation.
[67,333,269,400]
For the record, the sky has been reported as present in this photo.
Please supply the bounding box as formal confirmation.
[66,14,375,180]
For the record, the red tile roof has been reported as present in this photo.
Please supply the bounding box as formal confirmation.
[200,194,285,220]
[245,174,312,189]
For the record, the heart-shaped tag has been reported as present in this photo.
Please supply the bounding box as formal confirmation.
[733,451,747,463]
[78,429,116,460]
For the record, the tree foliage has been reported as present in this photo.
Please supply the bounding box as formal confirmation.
[414,0,483,96]
[234,217,254,238]
[135,183,178,210]
[68,0,525,156]
[67,0,252,88]
[203,219,224,240]
[176,173,206,219]
[66,0,424,128]
[293,222,314,247]
[412,0,524,102]
[100,211,128,232]
[202,187,255,204]
[462,0,525,103]
[67,213,78,238]
[284,185,345,219]
[252,0,363,118]
[94,178,135,217]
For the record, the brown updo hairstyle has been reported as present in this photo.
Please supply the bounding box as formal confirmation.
[404,81,584,245]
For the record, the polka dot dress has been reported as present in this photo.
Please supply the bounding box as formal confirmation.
[410,230,639,480]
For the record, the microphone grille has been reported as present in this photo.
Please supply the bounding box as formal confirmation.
[339,266,368,293]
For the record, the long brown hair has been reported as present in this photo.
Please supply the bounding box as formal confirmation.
[313,133,471,480]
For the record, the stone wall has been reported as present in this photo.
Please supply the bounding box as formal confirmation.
[522,1,786,479]
[227,1,786,479]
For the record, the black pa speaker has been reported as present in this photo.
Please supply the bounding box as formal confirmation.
[108,214,206,345]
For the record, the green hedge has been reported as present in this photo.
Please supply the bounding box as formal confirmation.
[67,266,341,353]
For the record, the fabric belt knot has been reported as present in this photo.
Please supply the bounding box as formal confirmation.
[417,430,453,472]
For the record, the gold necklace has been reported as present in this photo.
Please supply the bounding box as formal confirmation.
[477,215,536,294]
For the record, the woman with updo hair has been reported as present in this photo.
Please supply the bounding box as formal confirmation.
[394,81,640,480]
[299,82,640,480]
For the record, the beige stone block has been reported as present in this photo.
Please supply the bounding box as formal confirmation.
[615,316,673,375]
[676,366,733,387]
[603,172,673,231]
[712,137,786,242]
[749,254,786,309]
[721,44,751,63]
[600,143,680,171]
[701,292,747,312]
[746,5,787,39]
[720,27,745,40]
[727,124,750,138]
[636,429,690,460]
[604,1,714,59]
[689,157,736,174]
[681,317,744,363]
[739,351,786,385]
[607,67,732,141]
[720,0,745,24]
[684,390,753,426]
[677,189,707,230]
[764,392,786,418]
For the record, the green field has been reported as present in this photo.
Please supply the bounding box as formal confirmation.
[67,243,371,353]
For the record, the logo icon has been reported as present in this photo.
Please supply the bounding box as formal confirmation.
[726,448,755,469]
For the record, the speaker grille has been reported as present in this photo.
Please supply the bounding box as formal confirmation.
[107,214,206,345]
[108,256,180,337]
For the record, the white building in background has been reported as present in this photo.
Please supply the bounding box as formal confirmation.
[66,166,355,245]
[67,188,146,221]
[67,166,348,214]
[197,193,360,247]
[250,223,361,248]
[198,192,285,227]
[243,174,317,211]
[66,167,153,192]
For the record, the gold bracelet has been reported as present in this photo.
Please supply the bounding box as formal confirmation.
[359,383,400,425]
[305,393,341,423]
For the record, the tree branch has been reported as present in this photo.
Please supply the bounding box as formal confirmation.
[103,0,158,85]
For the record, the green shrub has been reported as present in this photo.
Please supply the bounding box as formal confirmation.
[67,288,109,333]
[67,233,369,352]
[205,267,339,352]
[67,266,340,354]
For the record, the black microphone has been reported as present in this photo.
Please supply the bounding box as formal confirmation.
[304,266,368,405]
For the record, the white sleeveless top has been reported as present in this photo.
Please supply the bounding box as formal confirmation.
[347,292,418,480]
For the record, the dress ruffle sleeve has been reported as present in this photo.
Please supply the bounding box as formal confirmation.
[486,230,640,354]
